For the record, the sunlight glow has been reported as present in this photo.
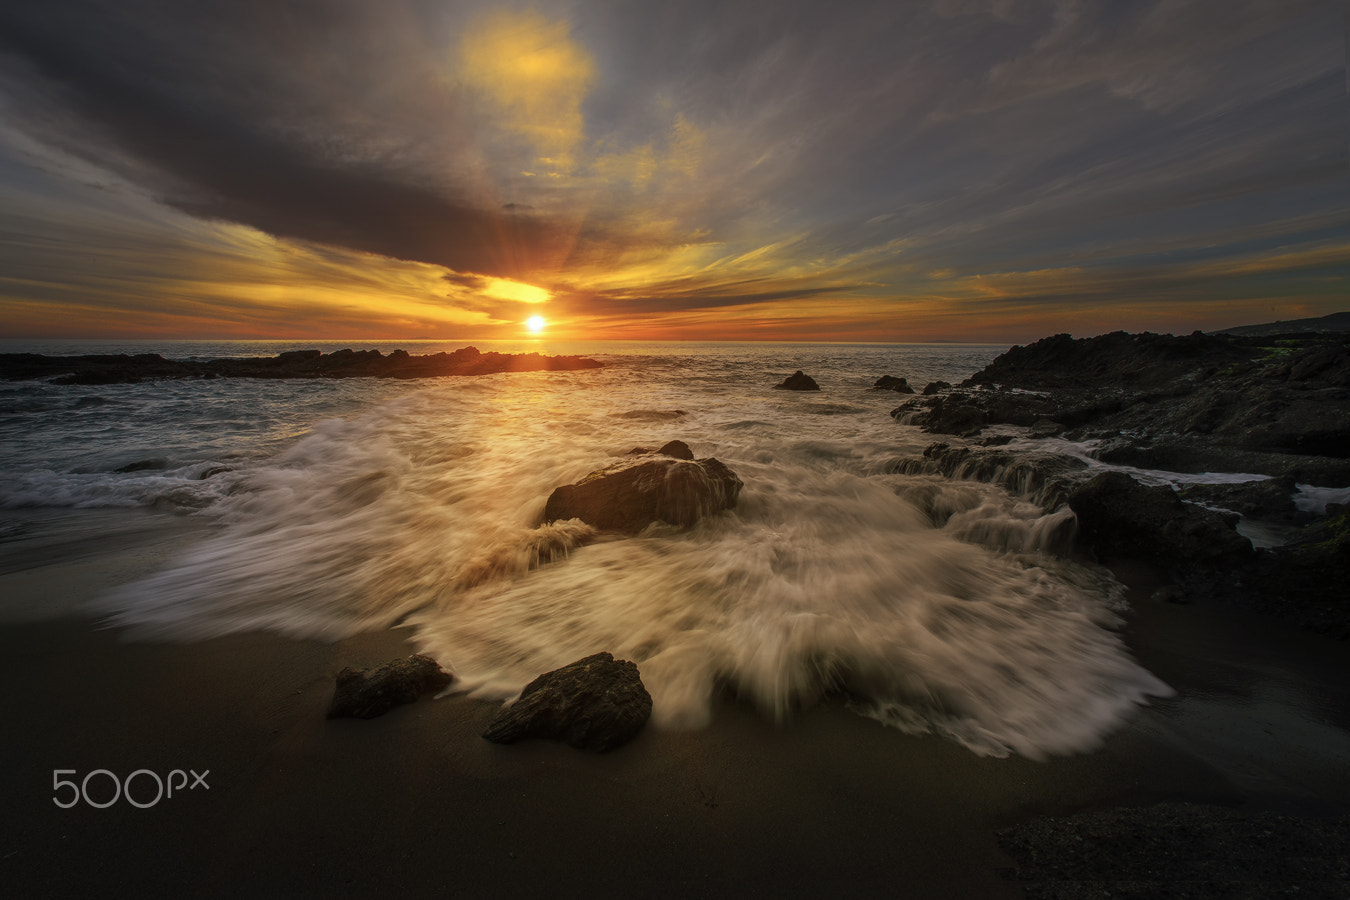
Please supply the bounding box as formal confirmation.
[483,277,551,304]
[526,315,546,333]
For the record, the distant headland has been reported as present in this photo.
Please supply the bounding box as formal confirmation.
[0,346,604,385]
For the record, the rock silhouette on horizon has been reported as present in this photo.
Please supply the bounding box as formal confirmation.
[0,346,604,384]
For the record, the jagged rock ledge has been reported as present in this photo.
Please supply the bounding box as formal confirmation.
[886,329,1350,638]
[0,346,604,384]
[892,330,1350,484]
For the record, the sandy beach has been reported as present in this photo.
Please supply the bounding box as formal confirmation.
[1,508,1346,896]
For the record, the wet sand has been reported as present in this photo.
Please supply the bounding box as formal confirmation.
[2,510,1348,896]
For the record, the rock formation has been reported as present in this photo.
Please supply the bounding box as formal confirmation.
[774,370,820,391]
[872,375,915,393]
[885,330,1350,636]
[1068,471,1254,565]
[326,654,454,719]
[542,444,742,534]
[0,346,604,384]
[482,652,653,752]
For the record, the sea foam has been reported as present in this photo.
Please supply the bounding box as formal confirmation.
[92,357,1171,758]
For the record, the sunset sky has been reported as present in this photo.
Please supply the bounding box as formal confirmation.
[0,0,1345,343]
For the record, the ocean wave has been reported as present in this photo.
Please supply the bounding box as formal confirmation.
[75,342,1168,758]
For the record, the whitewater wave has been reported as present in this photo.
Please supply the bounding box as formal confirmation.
[93,376,1170,759]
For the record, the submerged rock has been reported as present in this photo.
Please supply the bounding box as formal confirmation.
[890,442,1087,509]
[626,439,695,460]
[542,450,742,534]
[482,652,653,752]
[774,370,820,391]
[326,654,453,719]
[872,375,915,393]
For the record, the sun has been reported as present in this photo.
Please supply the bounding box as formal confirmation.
[526,315,546,333]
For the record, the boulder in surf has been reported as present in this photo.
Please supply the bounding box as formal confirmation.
[542,451,742,534]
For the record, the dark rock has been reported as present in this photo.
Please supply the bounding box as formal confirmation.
[897,329,1350,637]
[0,347,604,382]
[1068,471,1253,565]
[277,349,321,363]
[922,380,952,395]
[613,409,688,421]
[892,389,1066,438]
[774,370,820,391]
[115,458,169,473]
[958,331,1350,480]
[326,654,453,719]
[890,442,1087,509]
[1151,585,1189,604]
[542,452,742,534]
[965,330,1252,393]
[482,652,652,751]
[873,375,915,393]
[627,439,695,460]
[1175,476,1300,522]
[1175,510,1350,639]
[902,394,987,437]
[1095,441,1350,485]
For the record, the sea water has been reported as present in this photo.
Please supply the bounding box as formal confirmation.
[0,340,1173,758]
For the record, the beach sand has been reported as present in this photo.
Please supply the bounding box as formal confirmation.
[2,510,1348,896]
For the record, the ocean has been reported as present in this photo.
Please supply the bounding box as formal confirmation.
[0,339,1175,758]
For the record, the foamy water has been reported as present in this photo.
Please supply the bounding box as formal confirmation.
[2,340,1175,757]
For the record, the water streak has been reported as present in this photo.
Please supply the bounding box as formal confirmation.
[4,341,1174,757]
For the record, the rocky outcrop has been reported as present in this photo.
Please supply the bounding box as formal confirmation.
[482,652,653,751]
[1174,476,1301,522]
[891,389,1071,437]
[326,654,453,719]
[872,375,915,393]
[885,329,1350,636]
[890,442,1087,509]
[1068,471,1253,565]
[0,346,604,384]
[774,370,820,391]
[542,446,742,534]
[1175,510,1350,639]
[891,331,1350,484]
[966,330,1253,392]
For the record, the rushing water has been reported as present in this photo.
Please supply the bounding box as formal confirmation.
[0,340,1174,758]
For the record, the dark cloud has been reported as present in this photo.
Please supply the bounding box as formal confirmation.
[0,0,580,279]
